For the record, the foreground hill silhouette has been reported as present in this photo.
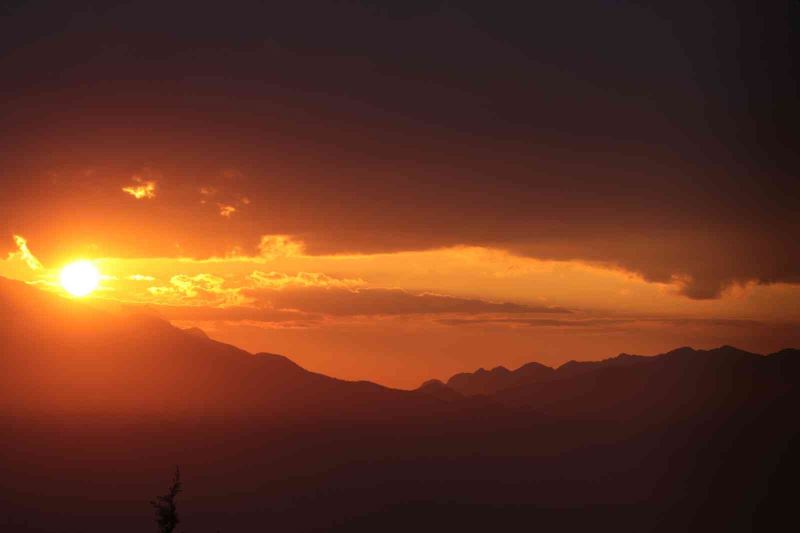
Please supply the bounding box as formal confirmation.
[0,277,434,418]
[0,277,797,532]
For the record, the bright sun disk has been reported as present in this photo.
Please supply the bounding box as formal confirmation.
[60,260,100,297]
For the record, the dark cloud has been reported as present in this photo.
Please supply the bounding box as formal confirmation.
[438,318,635,328]
[244,287,571,317]
[149,304,318,324]
[0,1,796,298]
[511,229,800,299]
[146,285,571,321]
[438,316,775,328]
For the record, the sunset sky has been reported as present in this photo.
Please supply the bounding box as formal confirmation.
[1,1,797,387]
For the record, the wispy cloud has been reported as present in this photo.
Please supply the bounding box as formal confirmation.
[146,273,243,306]
[127,274,156,281]
[198,181,250,215]
[258,235,304,258]
[218,204,237,217]
[8,235,43,270]
[250,271,363,289]
[122,176,157,199]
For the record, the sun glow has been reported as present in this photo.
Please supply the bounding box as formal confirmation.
[60,261,100,297]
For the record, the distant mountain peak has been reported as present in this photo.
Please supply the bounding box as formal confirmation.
[445,359,555,396]
[663,345,760,361]
[658,346,697,359]
[182,326,209,339]
[419,378,446,388]
[416,379,462,401]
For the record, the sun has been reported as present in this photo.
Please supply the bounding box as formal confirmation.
[60,260,101,297]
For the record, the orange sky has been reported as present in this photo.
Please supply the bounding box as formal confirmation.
[1,2,797,387]
[2,231,798,388]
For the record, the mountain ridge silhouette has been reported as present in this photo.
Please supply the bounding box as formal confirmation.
[436,343,795,407]
[2,275,796,420]
[0,276,439,417]
[1,276,798,532]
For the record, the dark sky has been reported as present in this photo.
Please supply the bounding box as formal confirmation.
[1,0,797,299]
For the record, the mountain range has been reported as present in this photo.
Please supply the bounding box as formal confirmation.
[421,345,797,420]
[3,275,796,419]
[0,275,797,532]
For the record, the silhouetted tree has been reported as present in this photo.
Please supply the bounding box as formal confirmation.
[151,467,181,533]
